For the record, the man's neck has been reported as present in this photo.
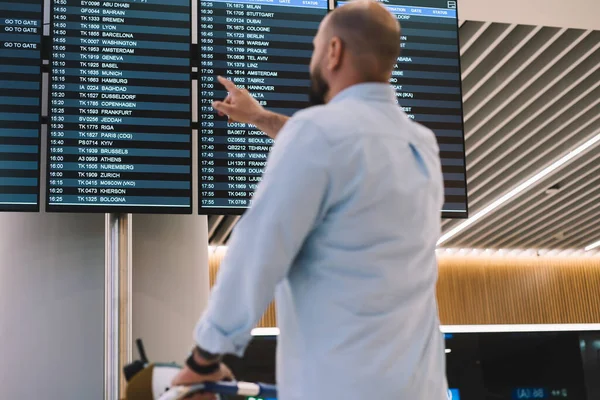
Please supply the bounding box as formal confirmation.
[326,78,389,103]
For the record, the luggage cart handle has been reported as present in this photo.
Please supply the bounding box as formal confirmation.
[160,381,277,400]
[204,381,277,397]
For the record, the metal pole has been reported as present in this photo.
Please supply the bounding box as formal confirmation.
[105,213,132,400]
[120,213,133,397]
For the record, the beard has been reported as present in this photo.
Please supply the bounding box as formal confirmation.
[308,68,329,106]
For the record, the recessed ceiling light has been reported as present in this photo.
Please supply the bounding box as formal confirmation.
[545,184,562,195]
[552,232,566,240]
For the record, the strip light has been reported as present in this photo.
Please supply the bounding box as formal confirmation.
[585,240,600,252]
[208,245,228,254]
[435,248,600,257]
[437,132,600,246]
[442,324,600,333]
[251,327,280,336]
[252,324,600,337]
[212,246,600,257]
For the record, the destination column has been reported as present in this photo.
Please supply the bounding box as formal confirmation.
[198,0,328,214]
[0,0,42,211]
[385,2,467,215]
[48,0,193,213]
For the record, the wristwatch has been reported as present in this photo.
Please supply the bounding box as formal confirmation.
[185,346,222,375]
[194,346,222,363]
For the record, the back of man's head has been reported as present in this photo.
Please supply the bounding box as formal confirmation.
[326,0,401,80]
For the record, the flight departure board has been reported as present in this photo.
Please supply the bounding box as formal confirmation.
[197,0,328,214]
[0,0,43,212]
[337,0,468,218]
[47,0,193,214]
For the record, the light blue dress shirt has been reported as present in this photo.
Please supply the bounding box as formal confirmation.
[195,82,448,400]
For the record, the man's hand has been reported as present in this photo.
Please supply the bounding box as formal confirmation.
[212,76,289,139]
[212,76,265,126]
[171,359,234,400]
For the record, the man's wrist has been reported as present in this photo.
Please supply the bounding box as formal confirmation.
[186,353,220,376]
[185,346,222,375]
[251,108,270,128]
[253,109,288,139]
[192,345,221,365]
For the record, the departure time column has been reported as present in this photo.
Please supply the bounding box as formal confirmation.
[198,0,327,213]
[48,0,193,213]
[0,0,42,211]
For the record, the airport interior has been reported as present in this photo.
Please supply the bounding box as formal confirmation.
[0,0,599,399]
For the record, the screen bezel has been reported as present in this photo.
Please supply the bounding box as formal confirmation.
[45,0,195,215]
[198,0,469,218]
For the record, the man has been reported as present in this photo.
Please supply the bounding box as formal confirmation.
[173,0,448,399]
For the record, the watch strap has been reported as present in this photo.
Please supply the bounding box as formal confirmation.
[185,352,220,375]
[194,346,222,363]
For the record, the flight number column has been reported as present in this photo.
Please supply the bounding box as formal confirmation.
[198,0,326,212]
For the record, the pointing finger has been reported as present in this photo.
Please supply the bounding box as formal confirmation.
[212,101,238,123]
[217,94,232,116]
[212,100,233,114]
[216,76,238,92]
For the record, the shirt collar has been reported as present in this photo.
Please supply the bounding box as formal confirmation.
[329,82,397,104]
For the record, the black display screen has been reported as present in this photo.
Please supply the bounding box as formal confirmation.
[197,0,328,214]
[0,0,43,211]
[47,0,193,214]
[227,330,600,400]
[336,0,467,218]
[445,331,596,400]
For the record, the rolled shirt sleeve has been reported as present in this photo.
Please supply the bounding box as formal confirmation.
[194,117,331,356]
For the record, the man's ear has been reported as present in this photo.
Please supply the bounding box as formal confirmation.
[326,36,344,72]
